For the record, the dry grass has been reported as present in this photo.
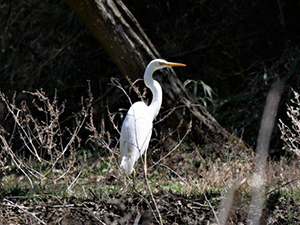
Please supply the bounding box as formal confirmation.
[0,88,92,188]
[279,89,300,158]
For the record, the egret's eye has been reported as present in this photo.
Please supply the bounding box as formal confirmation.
[159,62,165,66]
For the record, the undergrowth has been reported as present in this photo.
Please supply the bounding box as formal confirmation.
[0,85,300,224]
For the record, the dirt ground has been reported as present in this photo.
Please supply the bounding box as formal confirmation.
[0,191,216,225]
[1,189,299,225]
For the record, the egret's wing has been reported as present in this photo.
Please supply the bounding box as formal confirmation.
[120,102,153,174]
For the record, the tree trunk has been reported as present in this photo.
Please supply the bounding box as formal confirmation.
[65,0,234,147]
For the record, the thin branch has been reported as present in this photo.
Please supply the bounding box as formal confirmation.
[143,148,163,225]
[3,199,46,224]
[149,120,192,170]
[67,170,82,194]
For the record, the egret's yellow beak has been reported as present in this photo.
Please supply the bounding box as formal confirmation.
[165,62,186,67]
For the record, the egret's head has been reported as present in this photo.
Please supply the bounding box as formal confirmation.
[148,59,186,71]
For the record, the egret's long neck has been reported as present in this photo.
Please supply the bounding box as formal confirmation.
[144,65,163,120]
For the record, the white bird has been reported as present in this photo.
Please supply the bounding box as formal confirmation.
[119,59,186,181]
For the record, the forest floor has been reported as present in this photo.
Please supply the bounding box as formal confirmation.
[1,145,300,225]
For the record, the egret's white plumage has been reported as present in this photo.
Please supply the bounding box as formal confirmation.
[119,59,186,176]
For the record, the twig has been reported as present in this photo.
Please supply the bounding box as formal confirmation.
[0,135,34,187]
[149,120,192,170]
[82,203,106,225]
[143,150,163,225]
[190,179,220,224]
[154,104,204,125]
[158,163,189,186]
[133,212,142,225]
[67,170,82,194]
[266,178,299,195]
[277,0,286,29]
[203,192,220,225]
[3,199,46,224]
[54,165,72,183]
[107,104,121,135]
[110,77,132,105]
[0,93,41,162]
[89,188,100,200]
[47,113,87,174]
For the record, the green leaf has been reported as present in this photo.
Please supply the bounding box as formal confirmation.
[183,79,194,87]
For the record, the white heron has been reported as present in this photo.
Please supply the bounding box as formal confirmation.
[119,59,186,181]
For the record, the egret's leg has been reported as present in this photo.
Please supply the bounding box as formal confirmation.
[132,168,136,184]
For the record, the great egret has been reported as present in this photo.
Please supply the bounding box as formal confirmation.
[119,59,186,181]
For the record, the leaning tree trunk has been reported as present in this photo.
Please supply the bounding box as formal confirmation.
[65,0,235,148]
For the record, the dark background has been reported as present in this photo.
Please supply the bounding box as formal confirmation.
[1,0,300,156]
